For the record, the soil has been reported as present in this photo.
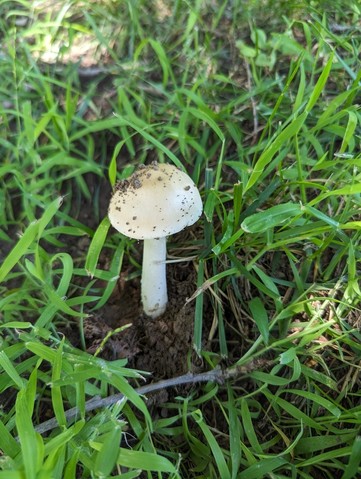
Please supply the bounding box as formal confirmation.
[83,259,205,379]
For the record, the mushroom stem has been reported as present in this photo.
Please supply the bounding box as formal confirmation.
[141,238,168,318]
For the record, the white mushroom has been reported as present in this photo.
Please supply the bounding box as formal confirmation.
[108,162,203,319]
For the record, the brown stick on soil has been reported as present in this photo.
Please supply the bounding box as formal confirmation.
[35,360,271,435]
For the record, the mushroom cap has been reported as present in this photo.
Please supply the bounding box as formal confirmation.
[108,162,203,240]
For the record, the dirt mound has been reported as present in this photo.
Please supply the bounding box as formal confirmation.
[83,262,202,378]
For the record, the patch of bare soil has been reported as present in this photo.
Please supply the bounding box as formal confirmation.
[83,261,203,379]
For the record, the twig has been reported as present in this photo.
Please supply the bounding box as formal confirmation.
[329,23,360,32]
[35,359,269,435]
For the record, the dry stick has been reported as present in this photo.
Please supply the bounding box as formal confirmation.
[35,360,269,435]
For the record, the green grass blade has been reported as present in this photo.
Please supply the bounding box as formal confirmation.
[271,396,321,429]
[239,456,288,479]
[44,421,85,457]
[192,409,231,479]
[241,203,302,233]
[106,374,152,431]
[85,216,111,278]
[245,112,308,192]
[298,446,351,467]
[193,258,204,355]
[305,53,334,112]
[227,384,242,479]
[43,285,88,318]
[187,107,224,142]
[293,62,306,112]
[0,197,63,283]
[25,342,58,363]
[285,389,341,418]
[51,340,66,428]
[94,425,122,477]
[115,448,178,474]
[0,350,26,389]
[248,297,269,345]
[117,116,184,169]
[241,399,263,455]
[92,239,125,311]
[0,420,21,458]
[341,436,361,479]
[339,110,358,154]
[0,473,24,479]
[296,432,356,455]
[63,449,80,479]
[50,253,74,297]
[108,140,126,186]
[37,196,64,237]
[0,221,39,283]
[140,39,173,86]
[15,389,44,479]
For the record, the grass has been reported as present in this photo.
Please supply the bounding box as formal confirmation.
[0,0,361,477]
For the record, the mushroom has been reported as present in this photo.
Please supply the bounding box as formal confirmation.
[108,161,203,319]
